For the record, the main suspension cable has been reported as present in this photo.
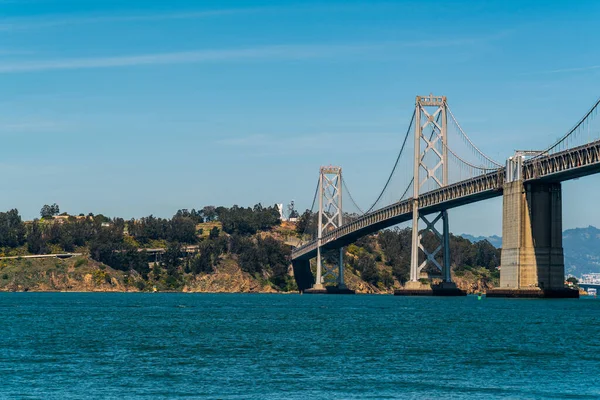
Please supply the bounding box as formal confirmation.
[447,105,503,167]
[341,176,365,215]
[533,96,600,158]
[364,110,415,213]
[300,178,320,241]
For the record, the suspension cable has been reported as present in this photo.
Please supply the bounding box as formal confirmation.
[341,176,365,214]
[364,111,415,213]
[314,103,503,228]
[533,96,600,158]
[373,110,437,209]
[447,105,503,167]
[444,140,501,171]
[300,178,320,242]
[399,178,413,201]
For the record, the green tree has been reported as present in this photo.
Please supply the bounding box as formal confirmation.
[0,209,26,248]
[40,203,60,219]
[160,243,183,288]
[169,217,197,244]
[295,210,317,236]
[188,250,213,274]
[201,206,218,222]
[358,254,379,285]
[27,220,47,254]
[217,204,281,236]
[378,228,411,283]
[175,209,204,224]
[209,226,220,240]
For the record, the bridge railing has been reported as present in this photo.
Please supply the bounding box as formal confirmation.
[418,168,505,209]
[523,139,600,181]
[292,168,505,260]
[290,198,413,259]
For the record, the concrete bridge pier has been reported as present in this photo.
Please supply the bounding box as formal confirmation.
[291,259,314,293]
[488,179,578,298]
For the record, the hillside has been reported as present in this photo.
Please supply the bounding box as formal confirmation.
[563,226,600,275]
[0,256,135,292]
[0,205,501,294]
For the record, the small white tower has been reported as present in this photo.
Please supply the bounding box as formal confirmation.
[276,204,285,221]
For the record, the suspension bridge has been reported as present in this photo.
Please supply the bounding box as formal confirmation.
[292,94,600,297]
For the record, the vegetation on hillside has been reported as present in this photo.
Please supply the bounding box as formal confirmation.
[0,204,291,292]
[0,204,500,293]
[338,227,500,290]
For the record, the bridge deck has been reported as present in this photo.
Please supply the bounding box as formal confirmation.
[291,139,600,261]
[292,170,505,261]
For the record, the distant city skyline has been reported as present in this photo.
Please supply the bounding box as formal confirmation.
[1,0,600,235]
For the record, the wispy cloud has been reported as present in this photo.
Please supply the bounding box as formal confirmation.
[0,43,382,73]
[0,4,424,32]
[411,29,514,48]
[0,8,253,31]
[0,120,73,133]
[524,64,600,75]
[0,49,33,56]
[544,65,600,74]
[0,31,511,74]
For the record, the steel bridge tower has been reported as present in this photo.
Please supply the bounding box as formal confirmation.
[311,166,346,291]
[408,94,453,288]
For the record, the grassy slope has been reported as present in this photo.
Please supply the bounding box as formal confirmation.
[0,256,139,292]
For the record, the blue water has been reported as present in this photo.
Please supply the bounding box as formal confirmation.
[1,294,599,399]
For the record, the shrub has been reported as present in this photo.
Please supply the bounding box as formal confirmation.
[74,258,87,268]
[92,269,107,285]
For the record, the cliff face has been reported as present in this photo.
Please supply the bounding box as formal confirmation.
[183,259,278,293]
[0,254,403,294]
[337,265,403,294]
[450,267,499,294]
[452,275,496,294]
[0,255,283,293]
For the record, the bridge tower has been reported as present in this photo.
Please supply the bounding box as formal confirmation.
[311,166,347,291]
[406,94,455,290]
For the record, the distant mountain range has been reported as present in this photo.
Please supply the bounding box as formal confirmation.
[461,226,600,276]
[460,234,502,249]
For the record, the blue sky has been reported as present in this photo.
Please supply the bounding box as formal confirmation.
[1,0,600,235]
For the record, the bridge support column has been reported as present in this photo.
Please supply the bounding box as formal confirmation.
[399,209,463,295]
[489,180,577,298]
[442,210,451,283]
[409,201,420,283]
[338,247,346,289]
[314,245,324,290]
[291,259,314,293]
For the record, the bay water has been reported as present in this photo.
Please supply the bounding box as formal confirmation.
[1,293,599,399]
